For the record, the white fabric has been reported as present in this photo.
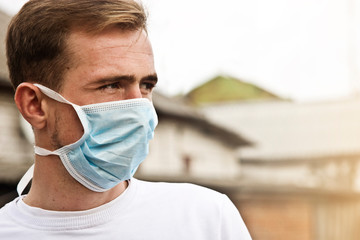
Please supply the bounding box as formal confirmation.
[0,179,252,239]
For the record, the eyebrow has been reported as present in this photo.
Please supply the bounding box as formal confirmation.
[89,73,158,87]
[142,74,158,84]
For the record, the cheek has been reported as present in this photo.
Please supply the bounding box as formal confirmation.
[55,104,84,145]
[145,95,152,102]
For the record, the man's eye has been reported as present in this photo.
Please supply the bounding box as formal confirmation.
[140,82,155,90]
[99,82,121,90]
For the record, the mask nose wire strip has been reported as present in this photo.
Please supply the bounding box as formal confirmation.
[17,164,34,196]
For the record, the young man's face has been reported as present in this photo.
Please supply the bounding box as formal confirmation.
[44,28,157,149]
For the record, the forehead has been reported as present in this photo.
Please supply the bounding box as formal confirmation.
[60,28,154,92]
[66,28,153,65]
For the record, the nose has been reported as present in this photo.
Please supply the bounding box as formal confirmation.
[124,84,142,100]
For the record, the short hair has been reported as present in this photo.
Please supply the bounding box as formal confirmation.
[6,0,147,91]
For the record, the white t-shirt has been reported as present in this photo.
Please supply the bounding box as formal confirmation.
[0,179,252,239]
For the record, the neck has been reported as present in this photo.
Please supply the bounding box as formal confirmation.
[23,155,128,211]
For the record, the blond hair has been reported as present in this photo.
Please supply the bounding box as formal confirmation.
[6,0,147,91]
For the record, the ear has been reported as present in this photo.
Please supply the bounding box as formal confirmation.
[14,83,47,130]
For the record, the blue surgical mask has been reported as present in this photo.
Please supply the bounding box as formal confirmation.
[21,84,157,193]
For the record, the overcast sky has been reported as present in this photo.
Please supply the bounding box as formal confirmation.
[1,0,360,102]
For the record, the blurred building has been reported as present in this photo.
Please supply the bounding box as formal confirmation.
[201,97,360,240]
[202,99,360,192]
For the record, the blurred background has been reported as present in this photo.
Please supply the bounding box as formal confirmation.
[1,0,360,239]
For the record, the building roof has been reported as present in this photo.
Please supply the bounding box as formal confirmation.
[184,75,281,105]
[202,98,360,161]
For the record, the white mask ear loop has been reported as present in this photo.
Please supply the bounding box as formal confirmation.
[34,83,72,105]
[17,164,34,196]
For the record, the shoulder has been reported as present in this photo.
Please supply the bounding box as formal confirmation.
[134,178,224,201]
[131,179,252,239]
[132,178,233,216]
[0,199,15,219]
[0,199,22,232]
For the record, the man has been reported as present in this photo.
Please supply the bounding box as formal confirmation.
[0,0,252,239]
